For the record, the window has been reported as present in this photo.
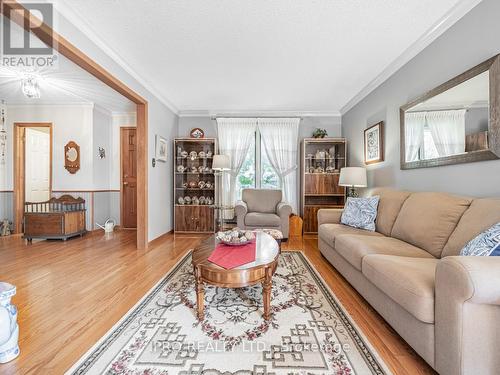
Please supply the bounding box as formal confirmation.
[235,130,280,200]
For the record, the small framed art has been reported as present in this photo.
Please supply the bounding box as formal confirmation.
[155,135,167,162]
[364,121,384,164]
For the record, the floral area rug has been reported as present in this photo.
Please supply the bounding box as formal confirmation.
[68,251,391,375]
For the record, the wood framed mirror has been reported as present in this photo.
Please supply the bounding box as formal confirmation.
[400,54,500,169]
[64,141,80,174]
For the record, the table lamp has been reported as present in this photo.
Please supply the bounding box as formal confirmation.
[339,167,367,198]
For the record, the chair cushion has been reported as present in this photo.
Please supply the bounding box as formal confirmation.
[443,198,500,257]
[242,189,282,214]
[362,255,438,324]
[318,223,383,245]
[391,192,472,258]
[244,212,281,227]
[340,196,380,231]
[335,235,434,271]
[370,188,411,236]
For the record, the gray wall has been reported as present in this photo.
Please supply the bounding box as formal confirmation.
[342,0,500,198]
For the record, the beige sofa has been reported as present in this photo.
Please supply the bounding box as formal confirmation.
[318,188,500,375]
[235,189,292,238]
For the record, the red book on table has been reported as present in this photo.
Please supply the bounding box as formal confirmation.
[207,241,256,269]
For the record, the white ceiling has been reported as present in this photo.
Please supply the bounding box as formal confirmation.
[54,0,480,116]
[0,17,135,113]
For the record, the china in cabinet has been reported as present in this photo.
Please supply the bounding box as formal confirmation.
[174,138,216,233]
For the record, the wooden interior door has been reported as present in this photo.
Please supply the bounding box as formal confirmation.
[13,123,52,234]
[121,127,137,229]
[25,128,51,202]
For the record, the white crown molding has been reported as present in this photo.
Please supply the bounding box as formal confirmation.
[178,109,342,118]
[340,0,483,115]
[93,103,113,116]
[50,0,179,115]
[6,102,93,108]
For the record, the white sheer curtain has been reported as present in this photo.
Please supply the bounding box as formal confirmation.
[258,118,300,213]
[426,109,466,157]
[405,112,426,162]
[216,118,257,213]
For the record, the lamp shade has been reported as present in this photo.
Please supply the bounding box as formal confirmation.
[212,154,231,171]
[339,167,367,187]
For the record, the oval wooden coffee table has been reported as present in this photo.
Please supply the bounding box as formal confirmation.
[192,232,279,321]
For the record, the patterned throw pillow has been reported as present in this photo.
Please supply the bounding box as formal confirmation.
[340,196,380,232]
[460,222,500,256]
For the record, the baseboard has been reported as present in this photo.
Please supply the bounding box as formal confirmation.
[148,230,174,247]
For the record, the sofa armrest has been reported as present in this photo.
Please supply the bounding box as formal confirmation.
[234,201,247,229]
[317,208,344,226]
[277,202,292,218]
[435,256,500,375]
[234,201,247,217]
[276,202,292,238]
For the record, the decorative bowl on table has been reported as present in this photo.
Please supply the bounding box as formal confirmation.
[216,228,255,246]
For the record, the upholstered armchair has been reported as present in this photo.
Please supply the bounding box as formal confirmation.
[234,189,292,239]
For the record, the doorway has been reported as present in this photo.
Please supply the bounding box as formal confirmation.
[120,127,137,229]
[13,123,53,233]
[2,2,148,249]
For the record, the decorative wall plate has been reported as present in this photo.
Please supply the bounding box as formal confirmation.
[190,128,204,138]
[64,141,80,174]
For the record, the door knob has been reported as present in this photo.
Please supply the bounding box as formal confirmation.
[123,182,129,186]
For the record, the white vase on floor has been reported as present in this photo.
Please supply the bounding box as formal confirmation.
[0,282,19,363]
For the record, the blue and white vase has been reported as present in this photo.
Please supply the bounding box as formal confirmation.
[0,282,19,363]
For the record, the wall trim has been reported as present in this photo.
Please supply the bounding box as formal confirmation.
[6,102,94,108]
[178,110,342,118]
[52,189,120,193]
[93,104,113,116]
[148,230,174,247]
[51,0,179,115]
[340,0,483,115]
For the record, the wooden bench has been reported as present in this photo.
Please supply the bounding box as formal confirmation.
[24,195,87,243]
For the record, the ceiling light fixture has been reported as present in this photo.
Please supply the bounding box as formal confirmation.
[21,74,41,99]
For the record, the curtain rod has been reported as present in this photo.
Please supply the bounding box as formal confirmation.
[211,116,303,120]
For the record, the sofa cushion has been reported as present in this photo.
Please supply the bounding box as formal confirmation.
[340,196,380,231]
[370,188,411,236]
[391,192,472,258]
[442,198,500,257]
[335,235,434,271]
[362,255,438,323]
[244,212,281,227]
[242,189,282,214]
[318,223,383,245]
[460,222,500,256]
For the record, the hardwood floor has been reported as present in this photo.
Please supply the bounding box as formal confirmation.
[0,231,435,374]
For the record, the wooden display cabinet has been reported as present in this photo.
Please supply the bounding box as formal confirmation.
[301,138,347,233]
[174,138,216,233]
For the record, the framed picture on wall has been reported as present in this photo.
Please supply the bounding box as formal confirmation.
[155,135,168,162]
[364,121,384,164]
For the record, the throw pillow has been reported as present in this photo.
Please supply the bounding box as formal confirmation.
[460,222,500,256]
[341,196,380,231]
